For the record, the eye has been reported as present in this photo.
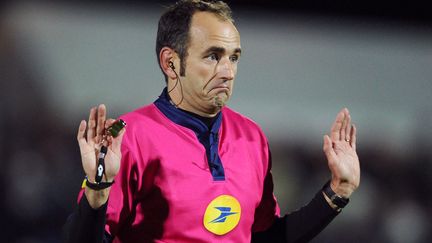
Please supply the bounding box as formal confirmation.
[206,53,219,62]
[230,55,239,63]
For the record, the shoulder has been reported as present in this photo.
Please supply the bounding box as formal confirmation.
[221,106,268,142]
[118,104,163,148]
[119,103,168,132]
[222,106,264,131]
[120,103,158,123]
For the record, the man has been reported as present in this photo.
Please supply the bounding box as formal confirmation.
[63,1,360,242]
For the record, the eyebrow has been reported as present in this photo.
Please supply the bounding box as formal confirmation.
[204,46,242,55]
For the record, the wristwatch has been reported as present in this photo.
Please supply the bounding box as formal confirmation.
[322,181,349,209]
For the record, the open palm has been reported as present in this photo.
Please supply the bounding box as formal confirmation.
[323,108,360,198]
[77,104,124,183]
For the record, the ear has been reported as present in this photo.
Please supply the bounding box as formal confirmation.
[159,47,178,80]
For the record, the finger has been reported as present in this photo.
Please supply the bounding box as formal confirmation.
[105,118,117,129]
[86,107,97,141]
[350,124,357,150]
[323,135,337,165]
[330,109,345,141]
[340,108,350,141]
[340,116,347,141]
[77,120,87,148]
[96,104,107,138]
[345,113,352,142]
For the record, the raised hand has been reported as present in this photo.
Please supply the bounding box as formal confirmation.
[323,108,360,198]
[76,104,125,208]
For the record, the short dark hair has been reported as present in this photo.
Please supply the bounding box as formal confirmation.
[156,0,233,82]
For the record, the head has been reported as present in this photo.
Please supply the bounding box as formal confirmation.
[156,0,234,79]
[156,0,241,117]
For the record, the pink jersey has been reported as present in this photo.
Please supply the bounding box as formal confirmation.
[103,96,280,242]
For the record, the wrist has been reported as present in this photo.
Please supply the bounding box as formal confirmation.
[82,176,114,209]
[330,180,354,198]
[322,192,341,212]
[322,180,350,211]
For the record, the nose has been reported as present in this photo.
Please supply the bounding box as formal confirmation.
[217,57,235,81]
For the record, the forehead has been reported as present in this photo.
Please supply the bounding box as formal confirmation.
[189,11,240,52]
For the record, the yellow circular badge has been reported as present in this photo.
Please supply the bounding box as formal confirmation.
[203,195,241,235]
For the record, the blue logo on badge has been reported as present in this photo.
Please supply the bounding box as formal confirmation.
[209,207,238,223]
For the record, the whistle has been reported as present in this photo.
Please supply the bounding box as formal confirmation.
[107,119,126,138]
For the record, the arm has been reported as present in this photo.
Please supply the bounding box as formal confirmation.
[252,190,338,243]
[252,108,360,242]
[62,195,113,243]
[62,104,125,243]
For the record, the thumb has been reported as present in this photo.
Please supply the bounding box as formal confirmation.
[111,127,126,154]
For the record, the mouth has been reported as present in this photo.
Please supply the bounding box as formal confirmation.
[213,85,229,91]
[209,81,230,92]
[203,77,232,95]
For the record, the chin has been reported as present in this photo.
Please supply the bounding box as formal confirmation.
[213,94,229,108]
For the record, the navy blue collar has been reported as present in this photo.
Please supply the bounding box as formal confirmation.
[154,88,225,181]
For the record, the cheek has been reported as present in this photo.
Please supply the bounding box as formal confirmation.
[196,64,213,80]
[186,61,212,80]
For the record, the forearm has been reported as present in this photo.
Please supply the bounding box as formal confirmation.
[252,189,339,243]
[85,187,111,209]
[62,194,112,243]
[284,190,339,242]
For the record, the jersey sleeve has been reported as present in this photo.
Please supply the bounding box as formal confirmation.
[251,148,281,232]
[62,194,113,243]
[251,187,340,243]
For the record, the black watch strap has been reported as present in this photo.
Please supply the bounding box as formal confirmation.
[322,181,349,209]
[85,176,114,191]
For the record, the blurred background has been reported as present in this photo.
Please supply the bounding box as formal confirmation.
[1,0,431,242]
